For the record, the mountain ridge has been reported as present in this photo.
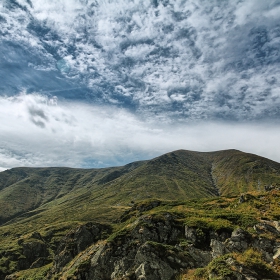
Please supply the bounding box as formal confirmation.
[0,149,280,227]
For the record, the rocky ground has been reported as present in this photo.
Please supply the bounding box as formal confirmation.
[50,215,280,280]
[2,193,280,280]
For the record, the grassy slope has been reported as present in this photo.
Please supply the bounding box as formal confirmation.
[0,151,278,228]
[0,150,216,230]
[0,149,280,278]
[209,149,280,196]
[0,163,144,224]
[0,149,280,229]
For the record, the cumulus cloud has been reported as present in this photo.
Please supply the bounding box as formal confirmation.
[1,0,280,121]
[0,93,279,170]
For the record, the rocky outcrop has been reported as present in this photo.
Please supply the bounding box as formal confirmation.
[55,213,192,280]
[4,214,280,280]
[265,184,280,191]
[19,237,49,270]
[209,227,251,259]
[1,232,52,280]
[41,213,280,280]
[118,200,162,222]
[2,232,50,272]
[52,222,112,274]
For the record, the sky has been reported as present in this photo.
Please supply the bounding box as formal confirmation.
[0,0,280,170]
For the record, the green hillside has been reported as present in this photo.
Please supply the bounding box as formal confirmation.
[0,149,280,227]
[0,149,280,279]
[208,149,280,196]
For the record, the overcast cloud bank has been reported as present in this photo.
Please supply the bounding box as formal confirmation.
[0,93,279,170]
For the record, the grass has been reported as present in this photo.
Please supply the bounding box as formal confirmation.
[1,149,280,229]
[180,248,280,280]
[207,254,236,279]
[234,248,278,278]
[185,217,233,232]
[210,150,280,196]
[9,263,52,280]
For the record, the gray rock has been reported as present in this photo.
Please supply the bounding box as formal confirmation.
[46,214,280,280]
[273,221,280,232]
[225,228,251,252]
[187,245,212,267]
[185,226,197,244]
[273,247,280,260]
[53,222,111,273]
[254,222,279,235]
[134,243,175,280]
[210,239,229,258]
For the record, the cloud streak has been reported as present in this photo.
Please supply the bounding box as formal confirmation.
[0,93,279,170]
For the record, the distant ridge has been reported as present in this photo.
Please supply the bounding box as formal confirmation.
[0,149,279,226]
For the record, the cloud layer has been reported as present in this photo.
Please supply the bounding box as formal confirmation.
[0,93,279,170]
[1,0,280,122]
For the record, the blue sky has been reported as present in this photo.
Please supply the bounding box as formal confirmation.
[0,0,280,170]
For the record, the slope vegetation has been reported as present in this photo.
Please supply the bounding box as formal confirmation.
[0,149,280,279]
[0,149,280,226]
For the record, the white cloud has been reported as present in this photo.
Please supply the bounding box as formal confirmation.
[0,93,279,171]
[30,0,84,29]
[2,0,280,120]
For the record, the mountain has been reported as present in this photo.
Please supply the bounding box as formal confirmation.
[0,149,280,279]
[1,149,280,226]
